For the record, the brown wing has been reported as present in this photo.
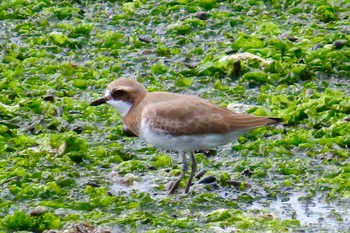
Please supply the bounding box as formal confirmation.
[142,96,279,136]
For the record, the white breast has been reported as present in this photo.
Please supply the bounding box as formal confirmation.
[138,118,249,153]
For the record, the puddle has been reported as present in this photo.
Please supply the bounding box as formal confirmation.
[250,192,350,232]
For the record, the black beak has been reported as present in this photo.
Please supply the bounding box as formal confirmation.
[90,97,107,106]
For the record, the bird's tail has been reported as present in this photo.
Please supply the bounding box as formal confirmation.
[266,117,283,125]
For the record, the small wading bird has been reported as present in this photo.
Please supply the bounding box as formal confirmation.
[91,78,281,194]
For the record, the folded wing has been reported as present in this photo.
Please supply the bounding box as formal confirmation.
[142,97,280,136]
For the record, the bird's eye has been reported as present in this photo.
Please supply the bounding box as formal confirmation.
[111,89,126,99]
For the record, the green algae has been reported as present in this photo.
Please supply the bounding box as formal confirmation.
[0,0,350,232]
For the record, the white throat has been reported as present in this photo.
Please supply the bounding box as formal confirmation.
[105,90,132,117]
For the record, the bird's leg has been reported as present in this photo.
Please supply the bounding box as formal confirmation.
[168,152,188,194]
[184,152,197,194]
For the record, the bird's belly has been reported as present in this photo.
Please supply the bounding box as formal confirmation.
[139,126,249,152]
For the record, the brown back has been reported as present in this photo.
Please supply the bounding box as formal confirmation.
[124,92,280,136]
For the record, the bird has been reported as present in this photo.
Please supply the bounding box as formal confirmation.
[90,78,281,194]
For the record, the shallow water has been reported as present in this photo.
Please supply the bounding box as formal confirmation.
[110,174,350,232]
[250,192,350,232]
[109,172,160,194]
[108,145,350,232]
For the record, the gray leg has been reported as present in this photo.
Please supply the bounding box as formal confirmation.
[168,152,188,194]
[184,152,197,194]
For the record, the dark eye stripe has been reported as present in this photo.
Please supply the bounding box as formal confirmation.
[111,89,126,99]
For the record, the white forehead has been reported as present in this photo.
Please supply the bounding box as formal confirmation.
[105,89,110,97]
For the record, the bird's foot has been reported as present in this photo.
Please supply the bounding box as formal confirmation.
[184,182,193,194]
[167,181,179,194]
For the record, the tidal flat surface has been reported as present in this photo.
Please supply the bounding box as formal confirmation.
[0,0,349,232]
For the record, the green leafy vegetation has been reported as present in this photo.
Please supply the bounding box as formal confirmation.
[0,0,349,232]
